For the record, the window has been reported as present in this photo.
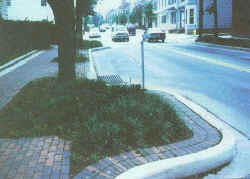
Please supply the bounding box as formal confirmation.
[170,12,176,24]
[162,15,167,24]
[189,8,194,24]
[168,0,176,5]
[41,0,47,7]
[6,0,11,6]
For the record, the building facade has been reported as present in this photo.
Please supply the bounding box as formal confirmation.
[106,0,131,25]
[153,0,232,34]
[0,0,10,19]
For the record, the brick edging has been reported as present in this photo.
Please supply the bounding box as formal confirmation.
[74,91,222,179]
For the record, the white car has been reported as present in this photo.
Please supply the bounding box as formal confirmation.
[112,30,129,42]
[89,28,101,38]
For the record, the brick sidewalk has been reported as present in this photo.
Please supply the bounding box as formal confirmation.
[0,137,70,179]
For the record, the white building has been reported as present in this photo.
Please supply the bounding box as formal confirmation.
[153,0,232,34]
[6,0,54,21]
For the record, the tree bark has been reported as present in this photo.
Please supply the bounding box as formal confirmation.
[47,0,76,81]
[199,0,203,38]
[214,0,218,37]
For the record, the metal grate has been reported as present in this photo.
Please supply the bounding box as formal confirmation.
[97,75,126,85]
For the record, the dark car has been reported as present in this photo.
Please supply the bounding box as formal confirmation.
[146,28,166,42]
[127,24,136,36]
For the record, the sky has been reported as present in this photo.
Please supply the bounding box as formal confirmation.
[95,0,122,16]
[7,0,54,21]
[6,0,130,21]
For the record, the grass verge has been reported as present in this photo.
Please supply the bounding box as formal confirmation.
[52,53,88,63]
[196,35,250,48]
[0,77,192,176]
[79,40,103,49]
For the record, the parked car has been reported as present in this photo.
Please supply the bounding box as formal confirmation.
[145,28,166,42]
[89,28,101,38]
[112,30,129,42]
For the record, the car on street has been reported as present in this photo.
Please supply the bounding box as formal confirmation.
[145,28,166,42]
[112,30,129,42]
[89,28,101,38]
[127,24,136,36]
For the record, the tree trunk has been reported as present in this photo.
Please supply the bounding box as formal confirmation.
[214,0,218,37]
[47,0,76,81]
[76,0,83,49]
[199,0,204,38]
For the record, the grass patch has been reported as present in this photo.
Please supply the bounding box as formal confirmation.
[52,53,88,63]
[79,40,103,49]
[196,35,250,48]
[0,77,192,176]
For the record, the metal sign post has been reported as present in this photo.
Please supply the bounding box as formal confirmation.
[141,38,145,89]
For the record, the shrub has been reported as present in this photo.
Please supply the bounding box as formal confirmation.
[0,20,56,65]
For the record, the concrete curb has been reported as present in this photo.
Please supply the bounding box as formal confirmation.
[116,90,236,179]
[196,41,250,52]
[88,46,111,79]
[91,46,111,52]
[0,49,38,71]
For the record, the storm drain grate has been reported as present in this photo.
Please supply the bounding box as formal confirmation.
[97,75,125,85]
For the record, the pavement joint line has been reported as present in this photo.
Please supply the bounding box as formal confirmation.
[165,47,250,73]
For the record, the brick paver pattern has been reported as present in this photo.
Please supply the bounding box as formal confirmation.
[0,136,70,179]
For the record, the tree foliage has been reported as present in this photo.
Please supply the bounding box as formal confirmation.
[129,12,137,24]
[130,5,143,27]
[144,2,155,28]
[119,14,128,25]
[199,0,204,38]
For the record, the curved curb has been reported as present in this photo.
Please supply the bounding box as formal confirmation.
[91,46,112,52]
[116,90,236,179]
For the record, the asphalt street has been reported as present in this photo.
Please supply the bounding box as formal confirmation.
[91,30,250,139]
